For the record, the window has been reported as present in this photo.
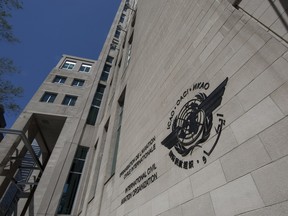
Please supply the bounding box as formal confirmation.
[86,84,106,125]
[57,146,88,215]
[114,29,121,39]
[111,89,125,175]
[53,75,67,84]
[100,64,111,82]
[79,64,91,73]
[62,95,77,106]
[126,32,134,67]
[72,79,85,87]
[119,13,126,23]
[111,39,119,51]
[127,44,132,66]
[40,92,57,103]
[62,61,76,70]
[110,43,117,50]
[106,55,114,64]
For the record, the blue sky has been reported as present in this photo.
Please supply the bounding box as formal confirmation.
[1,0,121,128]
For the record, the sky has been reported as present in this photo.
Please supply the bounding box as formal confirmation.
[1,0,121,128]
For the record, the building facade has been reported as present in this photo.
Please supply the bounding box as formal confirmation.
[1,0,288,215]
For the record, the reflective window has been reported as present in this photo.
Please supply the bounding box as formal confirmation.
[86,84,106,125]
[62,95,77,106]
[40,92,57,103]
[79,64,91,73]
[71,79,85,87]
[106,55,114,64]
[57,146,88,214]
[53,75,67,84]
[119,13,126,23]
[100,64,111,82]
[62,61,75,70]
[114,29,121,39]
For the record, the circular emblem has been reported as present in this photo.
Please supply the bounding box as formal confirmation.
[161,78,228,169]
[172,93,212,157]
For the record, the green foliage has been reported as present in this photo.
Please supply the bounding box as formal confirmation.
[0,0,22,42]
[0,57,17,74]
[0,1,23,114]
[0,57,23,113]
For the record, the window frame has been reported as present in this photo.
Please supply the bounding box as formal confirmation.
[100,64,112,82]
[62,95,78,106]
[62,60,76,70]
[79,64,92,73]
[86,84,106,125]
[71,79,85,87]
[40,92,57,103]
[57,146,88,215]
[53,75,67,84]
[114,29,121,39]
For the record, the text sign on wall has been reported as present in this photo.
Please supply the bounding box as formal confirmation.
[120,137,158,205]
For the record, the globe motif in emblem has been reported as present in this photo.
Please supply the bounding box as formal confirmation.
[172,99,205,147]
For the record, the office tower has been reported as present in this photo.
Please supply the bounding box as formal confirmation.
[1,0,288,215]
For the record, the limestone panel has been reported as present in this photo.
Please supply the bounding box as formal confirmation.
[168,178,193,209]
[151,191,170,216]
[238,201,288,216]
[237,57,288,111]
[242,0,268,15]
[159,206,183,216]
[138,200,152,216]
[217,97,244,127]
[231,97,284,144]
[271,17,288,38]
[221,136,271,182]
[190,160,226,197]
[116,203,125,216]
[181,193,216,216]
[271,81,288,115]
[252,155,288,206]
[259,2,282,27]
[226,37,287,100]
[252,1,271,19]
[210,174,264,216]
[221,34,266,78]
[127,208,138,216]
[259,117,288,161]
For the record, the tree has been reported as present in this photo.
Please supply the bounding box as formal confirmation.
[0,0,22,42]
[0,0,23,113]
[0,58,23,113]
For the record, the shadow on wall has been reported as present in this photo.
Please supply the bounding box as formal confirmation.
[268,0,288,32]
[0,105,6,142]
